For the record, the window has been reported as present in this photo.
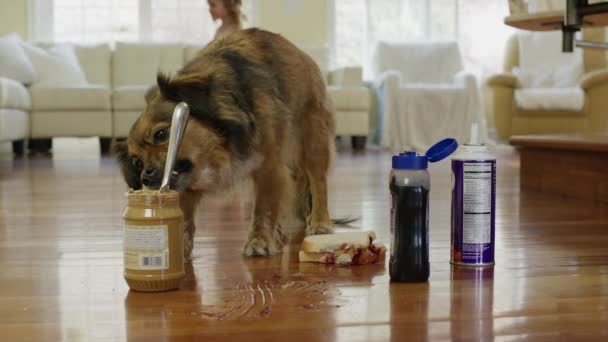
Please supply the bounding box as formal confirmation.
[334,0,514,77]
[143,0,215,43]
[33,0,256,44]
[457,0,515,76]
[53,0,139,43]
[334,0,366,69]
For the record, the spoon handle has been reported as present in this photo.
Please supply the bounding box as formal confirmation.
[160,102,190,192]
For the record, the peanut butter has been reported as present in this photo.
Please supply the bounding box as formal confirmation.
[123,189,185,291]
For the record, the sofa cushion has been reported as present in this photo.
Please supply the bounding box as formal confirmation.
[113,42,184,87]
[513,63,583,89]
[0,77,31,110]
[75,44,112,86]
[31,84,111,111]
[515,88,585,112]
[517,31,582,70]
[327,86,370,111]
[22,43,88,86]
[112,85,150,110]
[0,34,36,84]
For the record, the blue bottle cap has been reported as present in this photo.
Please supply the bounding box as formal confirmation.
[392,151,428,170]
[426,138,458,163]
[392,138,458,170]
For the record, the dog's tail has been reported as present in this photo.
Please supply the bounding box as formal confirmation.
[332,216,359,227]
[303,191,359,227]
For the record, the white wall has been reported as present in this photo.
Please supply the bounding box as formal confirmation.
[256,0,330,46]
[0,0,28,39]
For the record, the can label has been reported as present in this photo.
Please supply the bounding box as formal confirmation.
[451,160,495,265]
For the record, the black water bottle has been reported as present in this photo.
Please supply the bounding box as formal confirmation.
[389,139,458,282]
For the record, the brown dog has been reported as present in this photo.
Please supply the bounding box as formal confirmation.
[114,28,336,259]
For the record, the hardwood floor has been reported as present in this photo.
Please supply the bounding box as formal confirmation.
[1,146,608,341]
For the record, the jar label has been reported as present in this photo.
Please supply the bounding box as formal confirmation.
[124,225,169,270]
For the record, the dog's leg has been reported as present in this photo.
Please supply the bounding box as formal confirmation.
[276,167,308,231]
[302,107,335,236]
[243,162,292,256]
[179,191,202,261]
[294,170,312,228]
[304,169,333,236]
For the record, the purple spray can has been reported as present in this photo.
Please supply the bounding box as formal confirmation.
[451,124,496,267]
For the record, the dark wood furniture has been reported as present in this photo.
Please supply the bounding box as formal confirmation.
[510,134,608,203]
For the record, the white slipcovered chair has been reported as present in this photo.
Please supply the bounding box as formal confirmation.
[372,41,479,151]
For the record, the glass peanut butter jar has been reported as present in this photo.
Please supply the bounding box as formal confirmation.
[123,189,185,292]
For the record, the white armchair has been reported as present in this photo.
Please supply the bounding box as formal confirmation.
[372,41,479,151]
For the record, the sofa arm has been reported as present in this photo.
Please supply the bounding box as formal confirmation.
[454,70,478,94]
[373,70,402,90]
[330,67,363,87]
[454,70,475,85]
[487,73,518,88]
[580,69,608,91]
[488,78,515,140]
[581,70,608,132]
[0,77,31,110]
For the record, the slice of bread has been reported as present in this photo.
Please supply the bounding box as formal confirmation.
[301,231,377,253]
[299,251,354,265]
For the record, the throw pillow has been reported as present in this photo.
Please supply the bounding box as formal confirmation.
[21,43,88,86]
[0,33,36,84]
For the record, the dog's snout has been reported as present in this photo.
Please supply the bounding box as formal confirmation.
[141,165,161,188]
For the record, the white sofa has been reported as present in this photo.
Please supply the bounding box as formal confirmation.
[0,77,30,154]
[0,42,370,154]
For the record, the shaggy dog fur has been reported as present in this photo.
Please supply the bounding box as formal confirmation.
[114,28,337,259]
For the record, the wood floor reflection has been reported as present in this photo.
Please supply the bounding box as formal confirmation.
[1,146,607,341]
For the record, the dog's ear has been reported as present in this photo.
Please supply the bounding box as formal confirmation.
[112,140,143,190]
[156,72,255,158]
[157,72,212,104]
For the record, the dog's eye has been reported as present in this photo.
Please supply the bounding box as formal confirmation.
[154,128,169,143]
[132,158,143,170]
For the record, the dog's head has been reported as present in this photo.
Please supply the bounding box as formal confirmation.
[114,66,259,192]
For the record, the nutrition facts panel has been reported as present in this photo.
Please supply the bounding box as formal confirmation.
[463,162,492,244]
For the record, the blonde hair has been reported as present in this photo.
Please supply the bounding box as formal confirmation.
[222,0,246,27]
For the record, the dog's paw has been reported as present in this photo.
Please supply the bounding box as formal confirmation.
[305,222,335,236]
[243,235,282,257]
